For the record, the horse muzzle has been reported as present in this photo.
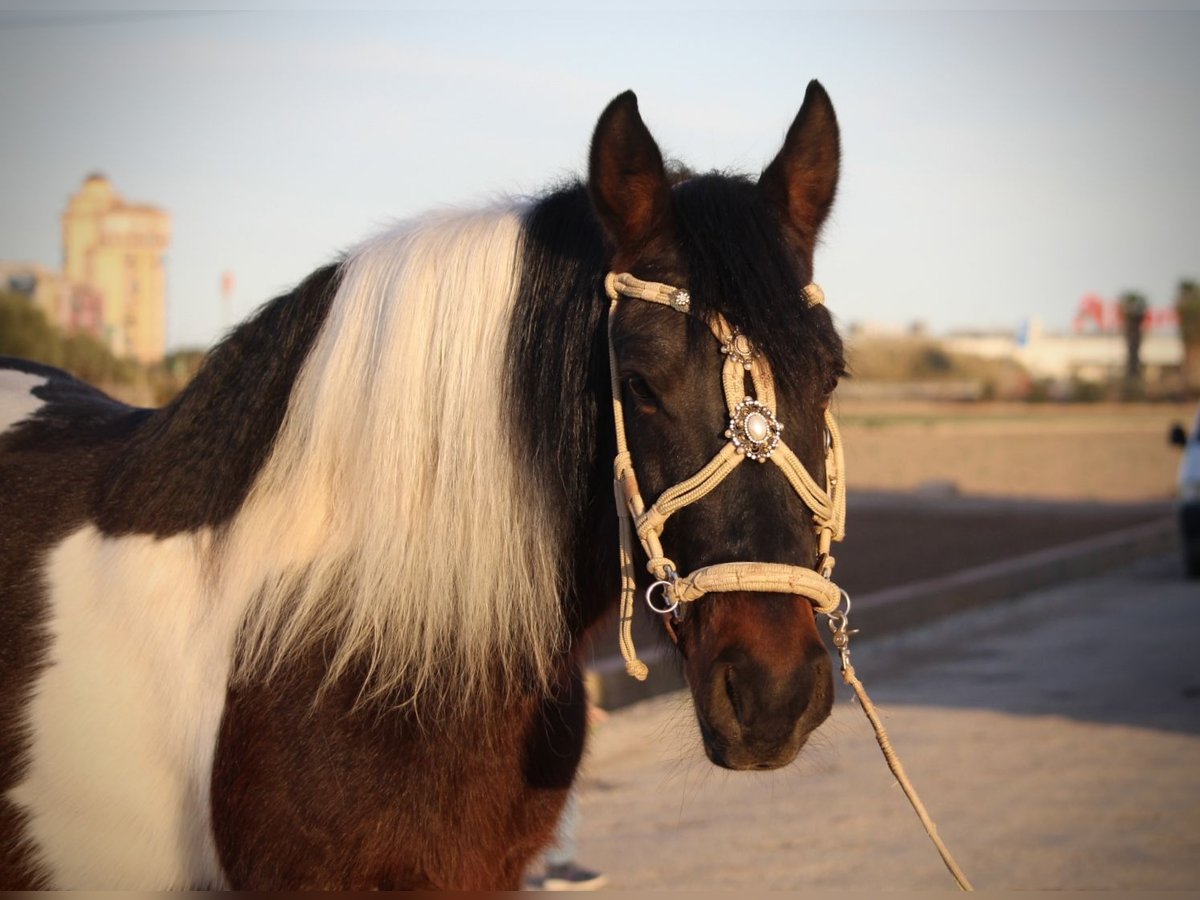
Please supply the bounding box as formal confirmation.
[685,600,835,771]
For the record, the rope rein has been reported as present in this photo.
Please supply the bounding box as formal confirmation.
[604,272,975,891]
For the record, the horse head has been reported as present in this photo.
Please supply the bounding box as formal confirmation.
[588,84,845,771]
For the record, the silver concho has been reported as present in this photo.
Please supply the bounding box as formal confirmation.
[724,397,783,462]
[720,330,755,370]
[670,289,691,313]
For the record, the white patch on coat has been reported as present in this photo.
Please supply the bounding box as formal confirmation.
[7,526,236,889]
[0,369,46,433]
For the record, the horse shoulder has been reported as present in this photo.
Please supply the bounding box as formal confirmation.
[211,648,588,890]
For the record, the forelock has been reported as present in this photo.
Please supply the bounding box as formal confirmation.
[670,174,844,401]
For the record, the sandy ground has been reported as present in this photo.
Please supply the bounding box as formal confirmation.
[570,554,1200,890]
[835,400,1193,502]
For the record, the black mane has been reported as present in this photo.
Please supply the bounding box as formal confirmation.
[506,186,611,527]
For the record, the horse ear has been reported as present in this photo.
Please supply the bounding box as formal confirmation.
[759,80,841,261]
[588,90,672,257]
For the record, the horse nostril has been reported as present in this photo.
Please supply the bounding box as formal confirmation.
[722,652,825,731]
[723,663,747,726]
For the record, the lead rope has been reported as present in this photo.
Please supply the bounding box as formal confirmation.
[830,598,975,891]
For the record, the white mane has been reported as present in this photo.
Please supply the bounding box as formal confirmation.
[223,204,567,708]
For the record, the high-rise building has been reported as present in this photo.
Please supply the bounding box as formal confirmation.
[61,174,169,363]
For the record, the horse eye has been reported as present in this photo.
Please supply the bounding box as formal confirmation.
[624,375,658,411]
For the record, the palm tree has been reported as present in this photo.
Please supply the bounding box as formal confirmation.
[1118,291,1148,383]
[1177,280,1200,397]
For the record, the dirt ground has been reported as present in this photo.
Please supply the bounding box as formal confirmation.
[835,399,1193,502]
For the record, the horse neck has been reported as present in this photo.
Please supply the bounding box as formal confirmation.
[93,263,341,538]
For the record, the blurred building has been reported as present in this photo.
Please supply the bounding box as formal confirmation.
[946,317,1182,382]
[61,173,170,363]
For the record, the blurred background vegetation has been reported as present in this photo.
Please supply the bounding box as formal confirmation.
[843,334,1029,401]
[0,290,205,406]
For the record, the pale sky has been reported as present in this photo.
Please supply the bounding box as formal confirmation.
[1,9,1198,351]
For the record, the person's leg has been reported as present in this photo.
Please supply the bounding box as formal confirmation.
[544,789,580,868]
[540,788,606,890]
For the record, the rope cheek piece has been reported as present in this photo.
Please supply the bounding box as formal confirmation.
[604,271,975,892]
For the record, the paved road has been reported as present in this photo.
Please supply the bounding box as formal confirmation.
[572,553,1200,890]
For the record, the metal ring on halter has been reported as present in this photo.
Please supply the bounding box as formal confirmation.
[645,580,679,615]
[826,589,858,669]
[825,589,853,634]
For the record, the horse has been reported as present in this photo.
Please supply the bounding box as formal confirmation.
[0,82,846,889]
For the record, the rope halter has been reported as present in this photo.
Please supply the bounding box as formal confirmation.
[606,272,847,680]
[607,290,974,888]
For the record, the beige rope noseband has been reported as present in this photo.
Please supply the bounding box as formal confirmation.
[605,271,846,681]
